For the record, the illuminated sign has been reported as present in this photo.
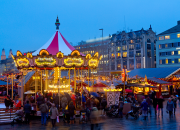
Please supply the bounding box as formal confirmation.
[33,76,40,80]
[88,58,99,68]
[35,57,56,66]
[17,58,29,66]
[64,57,84,66]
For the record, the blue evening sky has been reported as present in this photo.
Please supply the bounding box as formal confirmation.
[0,0,179,56]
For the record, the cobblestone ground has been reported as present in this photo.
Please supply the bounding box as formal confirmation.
[1,100,180,130]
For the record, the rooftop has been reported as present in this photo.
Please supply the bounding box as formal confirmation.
[158,21,180,35]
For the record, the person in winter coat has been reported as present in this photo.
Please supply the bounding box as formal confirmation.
[153,96,158,116]
[141,99,149,120]
[37,94,44,107]
[54,94,59,109]
[68,101,76,124]
[24,100,31,124]
[118,101,124,118]
[39,102,49,125]
[171,95,177,115]
[50,103,59,127]
[101,97,107,116]
[4,96,10,110]
[61,96,68,114]
[157,95,164,117]
[146,96,152,116]
[166,98,175,118]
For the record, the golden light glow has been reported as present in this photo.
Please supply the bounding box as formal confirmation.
[44,89,71,93]
[17,58,29,66]
[35,57,56,66]
[166,59,168,64]
[17,51,23,56]
[165,35,170,39]
[39,49,49,56]
[99,55,103,60]
[33,76,40,80]
[123,52,127,57]
[86,54,91,59]
[177,34,180,38]
[48,85,69,88]
[11,54,17,67]
[54,67,59,83]
[94,52,99,57]
[56,52,64,58]
[104,88,122,91]
[27,53,33,58]
[71,50,80,56]
[64,57,84,66]
[88,58,99,68]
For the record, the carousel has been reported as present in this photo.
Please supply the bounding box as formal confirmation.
[12,17,102,105]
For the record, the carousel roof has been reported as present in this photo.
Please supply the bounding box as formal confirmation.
[33,17,83,56]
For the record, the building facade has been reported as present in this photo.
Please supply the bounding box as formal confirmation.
[74,36,110,75]
[109,26,156,74]
[156,21,180,68]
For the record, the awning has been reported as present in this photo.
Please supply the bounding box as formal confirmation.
[127,83,157,88]
[18,71,35,86]
[148,77,169,84]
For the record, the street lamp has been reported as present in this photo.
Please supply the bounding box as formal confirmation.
[99,29,103,76]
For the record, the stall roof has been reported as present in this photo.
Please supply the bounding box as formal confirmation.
[0,80,11,86]
[128,67,180,78]
[127,83,157,88]
[148,77,169,84]
[18,71,35,86]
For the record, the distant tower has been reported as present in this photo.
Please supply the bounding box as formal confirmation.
[55,16,60,30]
[1,48,6,60]
[8,49,13,58]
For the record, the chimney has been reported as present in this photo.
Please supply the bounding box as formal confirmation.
[177,20,180,25]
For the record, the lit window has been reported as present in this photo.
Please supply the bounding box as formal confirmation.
[166,59,168,64]
[117,53,121,58]
[165,35,170,39]
[177,34,180,38]
[179,58,180,63]
[159,45,162,49]
[104,61,106,64]
[122,46,127,51]
[79,47,80,49]
[130,40,134,43]
[159,60,162,64]
[111,54,115,58]
[178,51,180,55]
[172,51,174,55]
[172,60,174,64]
[165,44,168,48]
[159,36,164,40]
[123,52,127,57]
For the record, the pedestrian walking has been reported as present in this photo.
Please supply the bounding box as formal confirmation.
[146,96,152,116]
[118,101,124,118]
[24,100,31,124]
[141,99,148,120]
[39,102,49,125]
[166,98,174,118]
[153,96,158,116]
[50,103,59,127]
[157,95,164,117]
[171,95,177,115]
[68,101,76,124]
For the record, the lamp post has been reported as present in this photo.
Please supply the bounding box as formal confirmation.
[99,28,103,76]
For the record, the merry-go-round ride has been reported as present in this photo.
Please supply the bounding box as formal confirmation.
[11,17,102,106]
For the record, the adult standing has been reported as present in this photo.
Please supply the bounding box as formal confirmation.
[157,95,164,117]
[166,98,174,118]
[37,93,44,107]
[172,95,177,115]
[118,101,124,118]
[153,96,158,116]
[50,103,59,127]
[146,96,152,116]
[68,101,76,124]
[141,99,148,120]
[24,101,31,124]
[39,102,49,125]
[4,96,10,111]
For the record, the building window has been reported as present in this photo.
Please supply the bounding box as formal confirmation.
[122,40,126,45]
[168,43,172,48]
[172,51,174,55]
[136,44,141,50]
[159,36,164,40]
[147,44,151,49]
[130,40,134,43]
[165,44,168,48]
[165,35,170,39]
[159,45,162,49]
[159,60,162,64]
[123,59,127,69]
[123,52,127,57]
[175,59,178,63]
[117,60,121,70]
[168,59,171,64]
[111,53,115,58]
[129,45,134,50]
[166,59,168,64]
[116,53,121,58]
[162,59,165,64]
[122,46,127,51]
[111,48,114,52]
[129,59,134,70]
[162,44,165,48]
[177,34,180,38]
[172,60,174,64]
[116,47,121,52]
[136,58,141,69]
[147,39,151,43]
[136,51,141,57]
[129,51,134,57]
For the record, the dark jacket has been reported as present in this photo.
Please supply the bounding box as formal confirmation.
[172,98,177,108]
[4,98,10,107]
[54,95,59,105]
[68,104,75,117]
[157,98,164,108]
[101,98,107,108]
[39,103,48,113]
[37,96,44,106]
[153,98,157,108]
[141,101,148,111]
[166,101,174,111]
[146,98,152,105]
[24,103,31,114]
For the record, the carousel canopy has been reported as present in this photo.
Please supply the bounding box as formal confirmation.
[18,71,35,86]
[33,17,83,56]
